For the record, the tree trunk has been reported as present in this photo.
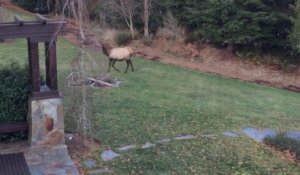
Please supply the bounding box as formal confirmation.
[129,18,135,39]
[77,0,85,42]
[144,0,150,38]
[70,0,78,20]
[117,0,140,39]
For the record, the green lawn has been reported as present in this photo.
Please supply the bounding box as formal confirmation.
[91,57,300,174]
[0,38,77,82]
[1,37,300,174]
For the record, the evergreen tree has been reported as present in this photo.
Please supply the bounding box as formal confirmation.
[12,0,49,13]
[168,0,296,51]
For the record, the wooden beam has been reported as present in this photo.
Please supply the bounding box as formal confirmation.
[28,35,57,43]
[45,42,58,91]
[14,15,24,26]
[27,40,40,94]
[30,91,60,100]
[0,122,28,134]
[0,21,65,39]
[35,13,47,24]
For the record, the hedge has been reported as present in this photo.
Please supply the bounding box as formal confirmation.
[0,63,30,124]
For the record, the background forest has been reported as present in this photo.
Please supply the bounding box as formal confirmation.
[10,0,300,65]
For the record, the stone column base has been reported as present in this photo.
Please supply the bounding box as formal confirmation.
[27,98,65,148]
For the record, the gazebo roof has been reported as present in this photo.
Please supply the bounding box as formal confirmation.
[0,14,65,41]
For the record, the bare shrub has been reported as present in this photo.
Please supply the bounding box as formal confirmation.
[99,28,118,42]
[114,31,131,46]
[107,0,142,39]
[156,12,183,40]
[65,47,99,144]
[55,0,99,144]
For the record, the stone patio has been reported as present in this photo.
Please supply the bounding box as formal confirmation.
[0,98,80,175]
[0,141,79,175]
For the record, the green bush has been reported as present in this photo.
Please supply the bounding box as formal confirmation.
[0,132,27,142]
[0,63,30,124]
[264,132,300,161]
[114,31,132,46]
[12,0,49,13]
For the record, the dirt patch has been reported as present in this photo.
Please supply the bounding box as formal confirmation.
[65,134,101,175]
[64,18,101,49]
[264,143,300,164]
[132,39,300,93]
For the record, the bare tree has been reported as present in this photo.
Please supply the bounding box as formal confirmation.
[48,0,96,144]
[69,0,78,20]
[0,8,4,22]
[75,0,87,41]
[45,0,60,14]
[143,0,152,38]
[109,0,141,39]
[0,9,3,42]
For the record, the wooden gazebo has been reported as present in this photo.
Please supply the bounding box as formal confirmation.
[0,14,65,99]
[0,15,80,175]
[0,14,65,135]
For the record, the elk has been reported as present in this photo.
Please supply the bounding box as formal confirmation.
[101,42,134,73]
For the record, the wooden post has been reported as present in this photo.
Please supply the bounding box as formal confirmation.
[27,39,40,95]
[45,41,58,91]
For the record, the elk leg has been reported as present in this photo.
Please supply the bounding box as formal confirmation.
[129,59,134,72]
[108,59,112,72]
[112,60,120,72]
[125,60,129,73]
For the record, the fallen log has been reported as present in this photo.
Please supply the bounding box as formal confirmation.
[87,77,114,87]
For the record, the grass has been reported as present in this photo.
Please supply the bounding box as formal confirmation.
[94,58,300,142]
[87,57,300,174]
[1,38,300,174]
[0,38,78,82]
[1,37,300,175]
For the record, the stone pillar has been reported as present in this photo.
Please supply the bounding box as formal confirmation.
[27,98,65,148]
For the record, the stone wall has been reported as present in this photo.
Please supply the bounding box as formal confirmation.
[27,98,65,147]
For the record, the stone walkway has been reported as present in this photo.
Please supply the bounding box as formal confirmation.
[0,142,79,175]
[3,128,297,174]
[97,129,300,163]
[98,134,199,163]
[79,128,300,174]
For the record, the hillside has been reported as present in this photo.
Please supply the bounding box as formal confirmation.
[131,39,300,92]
